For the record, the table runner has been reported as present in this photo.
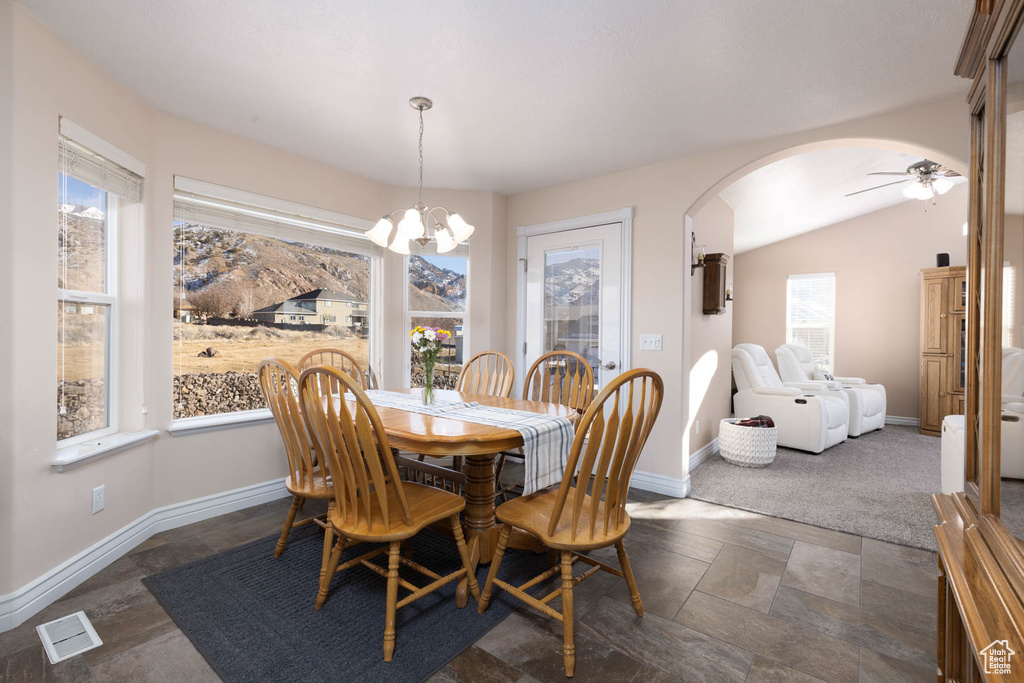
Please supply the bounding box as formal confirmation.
[356,390,575,494]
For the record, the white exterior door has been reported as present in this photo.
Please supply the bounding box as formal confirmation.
[521,221,626,394]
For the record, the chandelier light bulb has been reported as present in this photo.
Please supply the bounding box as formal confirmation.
[390,235,411,255]
[435,226,458,254]
[367,217,393,247]
[397,208,424,239]
[447,213,475,242]
[903,181,934,201]
[932,177,955,195]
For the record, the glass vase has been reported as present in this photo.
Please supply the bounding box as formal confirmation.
[422,358,436,405]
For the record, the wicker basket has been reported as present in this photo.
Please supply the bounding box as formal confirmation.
[718,418,778,467]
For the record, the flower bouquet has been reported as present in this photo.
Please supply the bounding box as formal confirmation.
[410,325,451,405]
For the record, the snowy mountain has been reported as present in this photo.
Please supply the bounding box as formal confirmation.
[60,204,105,220]
[544,256,599,306]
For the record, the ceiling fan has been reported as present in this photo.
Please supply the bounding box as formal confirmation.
[846,159,961,200]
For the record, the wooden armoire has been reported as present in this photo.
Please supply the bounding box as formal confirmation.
[920,265,967,435]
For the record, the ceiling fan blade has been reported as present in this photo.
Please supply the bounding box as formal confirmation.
[866,172,913,176]
[938,169,962,177]
[845,178,914,197]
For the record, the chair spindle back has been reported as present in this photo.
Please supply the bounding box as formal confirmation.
[299,366,411,532]
[548,369,664,542]
[456,351,515,397]
[298,348,367,390]
[258,358,318,489]
[523,351,595,412]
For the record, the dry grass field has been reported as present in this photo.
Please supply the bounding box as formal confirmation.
[57,323,369,381]
[172,323,368,374]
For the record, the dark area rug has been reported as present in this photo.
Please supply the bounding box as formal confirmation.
[143,524,548,683]
[689,425,944,551]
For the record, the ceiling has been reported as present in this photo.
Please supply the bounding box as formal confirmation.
[19,0,972,195]
[719,148,967,253]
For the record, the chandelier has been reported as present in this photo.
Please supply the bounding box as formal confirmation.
[366,97,474,254]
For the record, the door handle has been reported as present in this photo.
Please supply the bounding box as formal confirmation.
[599,360,616,370]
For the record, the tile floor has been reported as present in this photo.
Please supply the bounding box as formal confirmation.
[0,491,937,682]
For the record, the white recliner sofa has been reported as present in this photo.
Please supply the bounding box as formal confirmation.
[1004,347,1023,406]
[732,343,849,454]
[775,342,887,437]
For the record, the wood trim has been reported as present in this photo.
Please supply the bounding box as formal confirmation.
[957,0,1002,79]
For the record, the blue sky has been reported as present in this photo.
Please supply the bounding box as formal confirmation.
[59,173,105,209]
[420,254,467,275]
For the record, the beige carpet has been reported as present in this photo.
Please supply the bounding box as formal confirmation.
[689,425,944,550]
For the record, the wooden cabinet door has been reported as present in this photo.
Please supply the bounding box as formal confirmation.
[955,395,965,415]
[922,278,949,354]
[920,356,949,433]
[951,274,967,313]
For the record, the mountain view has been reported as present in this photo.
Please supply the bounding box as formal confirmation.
[172,224,465,316]
[545,255,600,307]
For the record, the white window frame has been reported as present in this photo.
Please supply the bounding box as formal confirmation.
[57,195,119,448]
[786,272,837,373]
[403,253,470,388]
[168,177,382,435]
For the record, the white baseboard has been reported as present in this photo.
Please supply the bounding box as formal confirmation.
[886,415,920,427]
[0,477,290,633]
[689,438,719,471]
[631,469,690,498]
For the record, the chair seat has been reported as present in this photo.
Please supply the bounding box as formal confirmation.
[285,468,333,499]
[496,485,631,551]
[330,482,466,542]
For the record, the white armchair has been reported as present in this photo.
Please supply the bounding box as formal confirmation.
[776,342,887,437]
[1004,347,1024,406]
[731,343,849,454]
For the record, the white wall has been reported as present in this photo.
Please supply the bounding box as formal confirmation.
[0,0,16,599]
[689,196,735,453]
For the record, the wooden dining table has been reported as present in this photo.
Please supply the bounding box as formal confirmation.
[357,388,576,604]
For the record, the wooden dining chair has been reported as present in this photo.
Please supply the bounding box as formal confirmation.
[495,351,595,502]
[477,368,664,678]
[298,365,481,662]
[298,348,367,390]
[456,350,515,397]
[257,358,334,569]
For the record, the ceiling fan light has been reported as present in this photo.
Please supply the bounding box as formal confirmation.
[389,235,411,255]
[447,213,474,242]
[397,208,424,239]
[933,177,955,195]
[435,226,458,254]
[366,217,394,247]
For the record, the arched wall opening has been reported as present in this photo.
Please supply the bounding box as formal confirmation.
[680,136,968,482]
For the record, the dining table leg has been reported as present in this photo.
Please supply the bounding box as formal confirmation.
[457,453,499,607]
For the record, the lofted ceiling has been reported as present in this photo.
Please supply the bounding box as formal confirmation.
[720,148,967,254]
[19,0,972,195]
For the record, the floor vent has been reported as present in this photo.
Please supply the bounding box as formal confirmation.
[36,611,102,664]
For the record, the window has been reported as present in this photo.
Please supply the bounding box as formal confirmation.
[1005,261,1016,347]
[786,272,836,373]
[406,242,468,388]
[57,122,144,444]
[173,178,379,421]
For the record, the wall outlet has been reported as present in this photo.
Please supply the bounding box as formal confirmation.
[639,334,662,351]
[92,485,105,514]
[695,420,700,435]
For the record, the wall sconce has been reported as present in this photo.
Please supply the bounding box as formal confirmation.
[691,233,707,275]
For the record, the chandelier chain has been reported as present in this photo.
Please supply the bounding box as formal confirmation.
[418,107,424,206]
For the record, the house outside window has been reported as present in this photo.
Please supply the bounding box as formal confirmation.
[57,124,144,444]
[173,178,379,421]
[405,243,469,389]
[786,272,836,373]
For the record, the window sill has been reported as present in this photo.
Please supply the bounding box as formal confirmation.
[52,430,159,472]
[167,409,274,437]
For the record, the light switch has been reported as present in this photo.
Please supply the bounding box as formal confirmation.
[639,334,662,351]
